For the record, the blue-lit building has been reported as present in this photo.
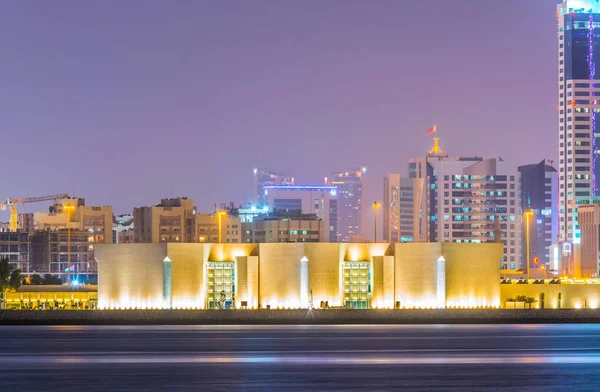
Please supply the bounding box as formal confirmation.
[557,1,600,244]
[263,185,338,242]
[518,160,559,271]
[252,168,294,206]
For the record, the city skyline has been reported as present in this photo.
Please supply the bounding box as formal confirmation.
[1,0,557,223]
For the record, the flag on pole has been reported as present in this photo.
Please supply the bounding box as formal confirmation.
[426,124,437,135]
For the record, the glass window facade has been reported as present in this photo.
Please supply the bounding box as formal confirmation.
[343,261,370,309]
[206,261,235,309]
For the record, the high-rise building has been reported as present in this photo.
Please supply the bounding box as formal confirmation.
[518,160,559,271]
[578,203,600,277]
[328,167,366,242]
[408,137,483,242]
[407,138,519,269]
[252,168,294,206]
[557,1,600,243]
[432,159,521,269]
[263,185,338,242]
[382,174,420,243]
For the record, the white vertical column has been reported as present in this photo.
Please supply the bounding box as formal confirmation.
[300,256,309,308]
[436,256,446,309]
[163,256,172,309]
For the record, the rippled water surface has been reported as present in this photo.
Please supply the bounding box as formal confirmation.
[2,324,600,391]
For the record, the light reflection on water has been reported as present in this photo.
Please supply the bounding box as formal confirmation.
[3,324,600,390]
[0,353,595,365]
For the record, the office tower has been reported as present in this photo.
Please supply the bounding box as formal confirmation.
[329,167,366,242]
[557,1,600,243]
[578,203,600,277]
[432,159,521,269]
[262,185,338,242]
[383,174,419,242]
[408,137,482,242]
[518,160,559,271]
[252,168,294,206]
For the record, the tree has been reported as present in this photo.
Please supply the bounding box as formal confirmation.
[514,295,537,309]
[524,297,537,309]
[0,257,22,310]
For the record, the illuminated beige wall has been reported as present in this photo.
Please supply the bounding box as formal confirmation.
[305,243,344,306]
[443,243,502,308]
[258,243,305,308]
[371,255,395,309]
[501,283,600,309]
[167,244,207,309]
[395,243,441,308]
[236,255,259,308]
[95,243,167,309]
[96,242,504,310]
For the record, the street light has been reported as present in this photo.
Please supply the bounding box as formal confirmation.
[372,201,381,243]
[63,204,76,284]
[524,209,534,280]
[216,210,227,243]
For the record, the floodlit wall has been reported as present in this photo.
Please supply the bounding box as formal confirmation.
[305,243,344,307]
[395,243,441,308]
[95,242,504,310]
[258,243,304,309]
[168,243,207,309]
[501,283,600,309]
[96,243,167,309]
[443,243,502,308]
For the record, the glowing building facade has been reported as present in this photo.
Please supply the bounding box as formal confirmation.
[95,242,503,310]
[557,1,600,244]
[578,203,600,277]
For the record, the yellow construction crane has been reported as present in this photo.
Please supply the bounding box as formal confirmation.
[0,193,69,231]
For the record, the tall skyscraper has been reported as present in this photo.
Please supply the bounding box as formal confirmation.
[408,138,519,268]
[328,167,366,242]
[518,160,559,271]
[557,1,600,243]
[252,168,294,206]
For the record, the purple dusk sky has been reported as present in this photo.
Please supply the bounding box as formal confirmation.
[1,0,557,232]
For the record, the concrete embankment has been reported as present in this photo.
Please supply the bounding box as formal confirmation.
[2,309,600,325]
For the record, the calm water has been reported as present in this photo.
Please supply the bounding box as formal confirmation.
[2,324,600,391]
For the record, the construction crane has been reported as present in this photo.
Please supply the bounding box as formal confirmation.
[0,193,69,231]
